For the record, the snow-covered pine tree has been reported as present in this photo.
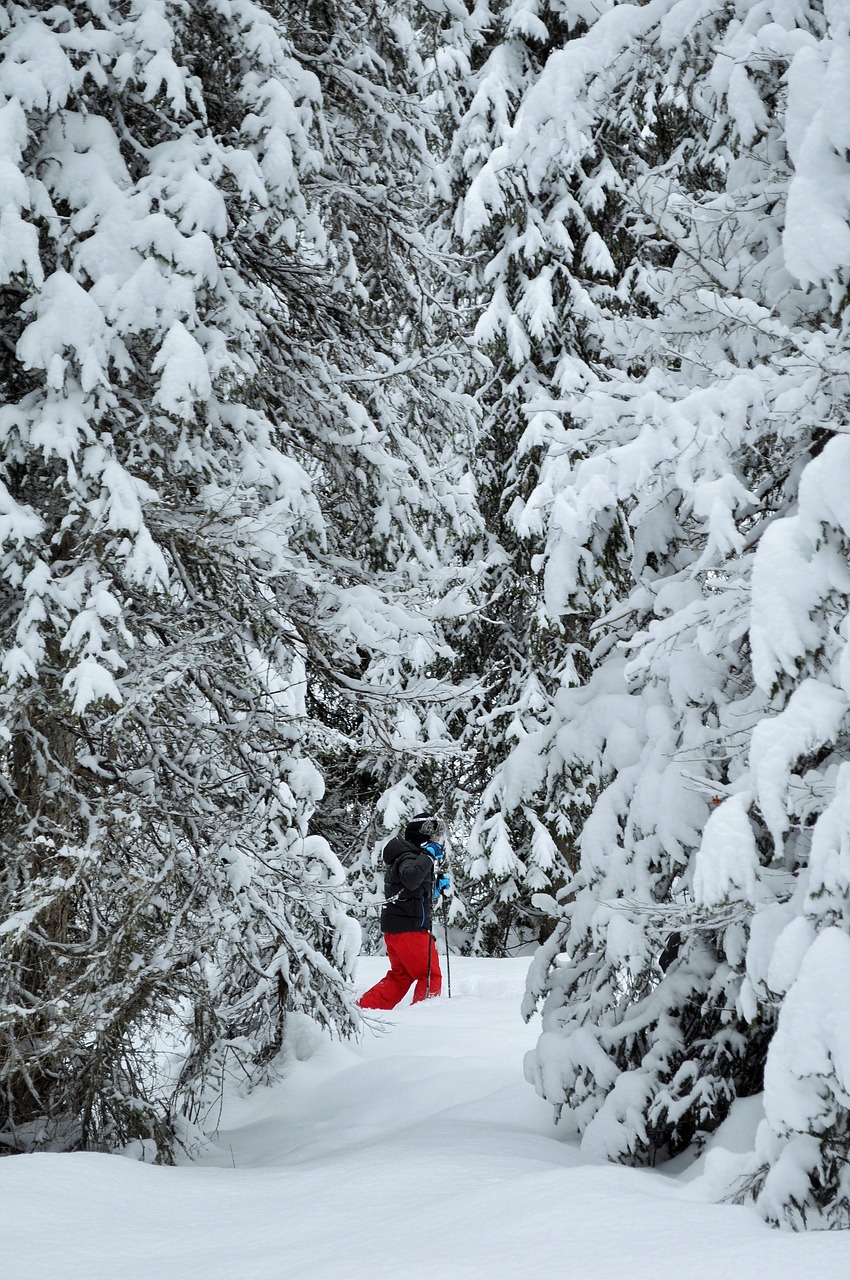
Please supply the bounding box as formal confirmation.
[422,0,613,954]
[294,0,481,947]
[497,0,850,1225]
[0,0,474,1158]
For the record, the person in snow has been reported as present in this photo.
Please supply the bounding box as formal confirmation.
[358,812,450,1009]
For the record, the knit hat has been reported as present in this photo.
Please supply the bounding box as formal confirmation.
[404,812,442,845]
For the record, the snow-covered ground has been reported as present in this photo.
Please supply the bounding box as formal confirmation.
[4,956,847,1278]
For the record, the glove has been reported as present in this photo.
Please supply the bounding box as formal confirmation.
[423,840,444,860]
[433,874,450,901]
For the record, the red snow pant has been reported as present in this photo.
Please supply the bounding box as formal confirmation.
[358,931,442,1009]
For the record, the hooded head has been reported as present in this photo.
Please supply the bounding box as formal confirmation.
[404,812,442,845]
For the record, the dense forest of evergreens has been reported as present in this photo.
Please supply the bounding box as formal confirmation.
[2,0,850,1227]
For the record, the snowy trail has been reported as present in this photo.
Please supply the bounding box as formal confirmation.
[4,957,849,1279]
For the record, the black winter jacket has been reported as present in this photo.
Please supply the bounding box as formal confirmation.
[380,836,435,934]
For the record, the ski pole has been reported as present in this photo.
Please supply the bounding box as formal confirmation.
[426,920,433,998]
[442,894,451,999]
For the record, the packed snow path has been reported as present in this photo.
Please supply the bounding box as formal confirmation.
[4,957,848,1279]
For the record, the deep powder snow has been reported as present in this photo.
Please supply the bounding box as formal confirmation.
[4,957,848,1279]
